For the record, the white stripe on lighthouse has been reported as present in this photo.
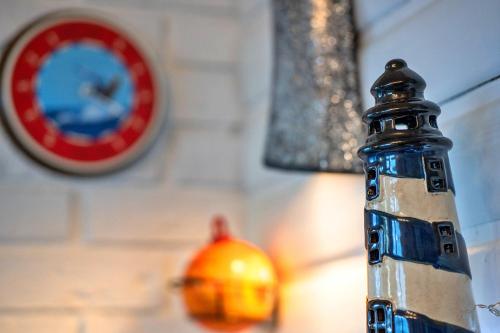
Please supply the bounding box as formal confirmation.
[366,175,461,231]
[367,256,479,332]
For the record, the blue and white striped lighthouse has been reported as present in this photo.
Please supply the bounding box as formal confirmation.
[358,59,480,333]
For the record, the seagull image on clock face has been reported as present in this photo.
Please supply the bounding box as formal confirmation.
[36,43,134,141]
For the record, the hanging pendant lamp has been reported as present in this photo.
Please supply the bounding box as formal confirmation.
[264,0,364,172]
[181,216,278,332]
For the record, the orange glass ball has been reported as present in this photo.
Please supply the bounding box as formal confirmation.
[182,216,278,332]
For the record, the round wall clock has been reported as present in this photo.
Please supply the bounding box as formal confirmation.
[0,9,164,175]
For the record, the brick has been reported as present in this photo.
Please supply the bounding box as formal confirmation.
[0,132,36,180]
[170,12,239,64]
[0,246,191,309]
[85,314,200,333]
[0,0,51,45]
[0,315,79,333]
[86,0,238,13]
[167,127,242,187]
[84,298,200,333]
[238,0,268,16]
[0,1,167,50]
[239,1,272,105]
[0,186,69,241]
[83,186,243,243]
[170,66,240,124]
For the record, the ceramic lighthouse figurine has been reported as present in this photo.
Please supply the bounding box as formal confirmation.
[358,59,480,333]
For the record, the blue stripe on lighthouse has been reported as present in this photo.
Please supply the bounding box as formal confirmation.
[365,210,471,278]
[365,149,455,193]
[394,309,475,333]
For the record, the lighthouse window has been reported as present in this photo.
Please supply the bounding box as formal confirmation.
[425,157,448,192]
[367,301,393,333]
[394,115,418,130]
[367,168,377,180]
[429,159,443,170]
[366,167,379,200]
[367,185,377,199]
[444,243,455,254]
[439,224,452,236]
[369,120,382,134]
[369,248,380,263]
[429,115,438,128]
[435,222,457,257]
[367,228,382,264]
[430,177,446,191]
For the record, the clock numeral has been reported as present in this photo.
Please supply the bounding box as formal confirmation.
[25,51,39,66]
[43,134,56,147]
[16,79,32,93]
[139,90,153,104]
[66,135,91,147]
[81,38,105,49]
[45,31,60,46]
[23,108,38,122]
[124,116,146,131]
[45,121,58,134]
[111,137,126,151]
[131,63,146,79]
[132,117,145,131]
[113,38,126,51]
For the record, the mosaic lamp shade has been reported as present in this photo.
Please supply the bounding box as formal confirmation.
[264,0,364,173]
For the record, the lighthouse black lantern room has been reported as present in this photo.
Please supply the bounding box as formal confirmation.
[358,60,480,333]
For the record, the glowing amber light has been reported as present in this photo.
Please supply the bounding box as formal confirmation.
[182,216,278,332]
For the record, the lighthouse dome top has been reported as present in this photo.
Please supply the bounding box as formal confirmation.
[358,59,452,158]
[371,59,426,103]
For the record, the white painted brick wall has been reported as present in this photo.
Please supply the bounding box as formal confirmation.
[0,315,79,333]
[0,246,191,309]
[83,297,201,333]
[166,126,242,187]
[0,186,69,241]
[170,66,240,125]
[82,186,243,243]
[0,1,245,333]
[169,12,240,65]
[239,0,272,106]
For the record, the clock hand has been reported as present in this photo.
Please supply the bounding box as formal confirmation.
[82,76,122,102]
[97,75,121,99]
[76,65,121,100]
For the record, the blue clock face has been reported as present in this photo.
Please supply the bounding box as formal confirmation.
[36,43,134,140]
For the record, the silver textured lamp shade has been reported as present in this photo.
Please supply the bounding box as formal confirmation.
[264,0,364,173]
